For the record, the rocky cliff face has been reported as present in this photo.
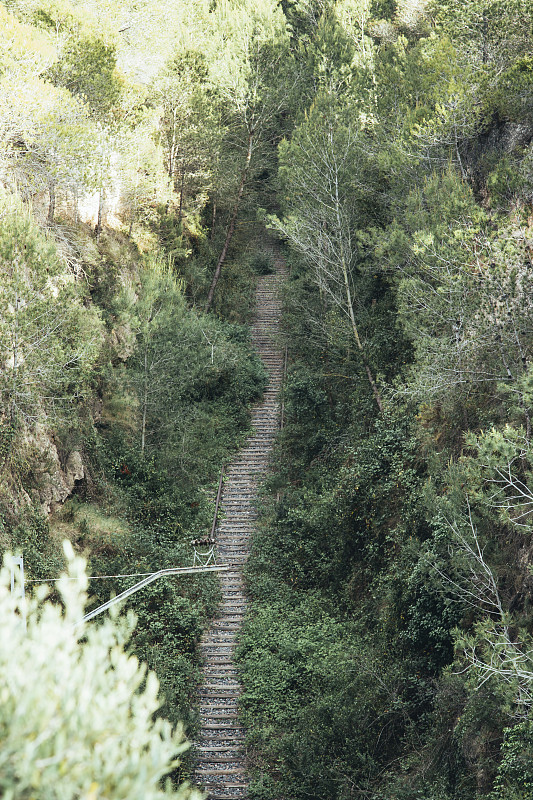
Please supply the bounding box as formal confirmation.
[24,425,86,515]
[12,322,132,517]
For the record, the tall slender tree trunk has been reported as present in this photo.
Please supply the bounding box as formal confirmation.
[482,12,489,65]
[319,285,334,410]
[205,129,254,312]
[11,292,19,421]
[129,145,144,238]
[169,110,177,181]
[48,183,56,224]
[333,170,384,413]
[178,167,185,223]
[210,197,217,240]
[141,346,148,455]
[210,154,220,240]
[341,258,384,414]
[96,190,104,242]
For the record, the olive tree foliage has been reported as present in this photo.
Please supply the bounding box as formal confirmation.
[1,541,202,800]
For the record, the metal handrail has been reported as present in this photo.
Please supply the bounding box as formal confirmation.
[11,463,232,632]
[76,564,230,627]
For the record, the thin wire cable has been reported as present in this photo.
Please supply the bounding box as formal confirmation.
[26,571,155,583]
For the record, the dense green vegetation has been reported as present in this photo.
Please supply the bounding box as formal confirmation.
[3,0,533,797]
[236,2,533,799]
[0,0,279,781]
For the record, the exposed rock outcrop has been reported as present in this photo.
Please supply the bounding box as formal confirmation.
[27,425,85,515]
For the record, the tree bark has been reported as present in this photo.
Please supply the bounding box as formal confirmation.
[210,197,217,240]
[205,129,254,312]
[482,12,489,65]
[11,292,19,421]
[342,260,384,413]
[48,183,56,224]
[141,345,148,455]
[168,109,177,181]
[178,167,185,223]
[96,190,104,242]
[334,168,384,414]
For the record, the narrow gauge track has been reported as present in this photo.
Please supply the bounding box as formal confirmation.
[194,252,287,800]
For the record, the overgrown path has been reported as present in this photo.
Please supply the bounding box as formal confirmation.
[194,250,287,800]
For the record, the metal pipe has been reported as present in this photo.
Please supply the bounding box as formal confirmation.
[76,564,231,627]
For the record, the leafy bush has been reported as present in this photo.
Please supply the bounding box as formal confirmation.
[493,721,533,799]
[0,206,103,423]
[0,542,201,800]
[250,250,275,275]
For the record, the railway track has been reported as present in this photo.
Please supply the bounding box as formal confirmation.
[194,252,287,800]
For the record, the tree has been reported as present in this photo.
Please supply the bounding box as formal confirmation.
[465,423,533,530]
[47,34,122,116]
[429,0,533,73]
[118,110,171,236]
[151,50,219,223]
[48,31,126,235]
[1,541,202,800]
[0,5,99,220]
[382,169,533,412]
[128,256,265,476]
[129,260,186,456]
[0,203,103,424]
[434,507,533,720]
[272,99,384,411]
[203,0,291,310]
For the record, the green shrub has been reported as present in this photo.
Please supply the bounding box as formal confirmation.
[0,542,201,800]
[251,250,275,275]
[492,721,533,799]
